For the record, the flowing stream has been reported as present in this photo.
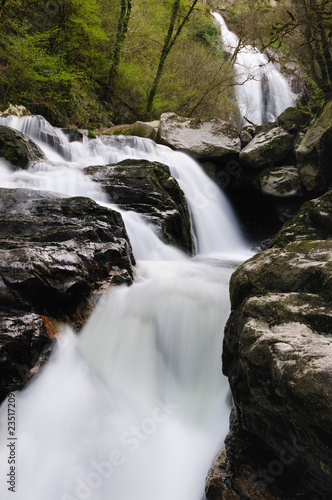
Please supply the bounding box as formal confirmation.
[213,12,294,125]
[0,115,251,500]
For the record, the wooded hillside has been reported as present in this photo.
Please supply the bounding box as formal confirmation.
[0,0,330,127]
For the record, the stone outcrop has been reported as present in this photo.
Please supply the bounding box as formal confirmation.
[85,159,193,253]
[271,188,332,247]
[296,100,332,192]
[0,125,45,167]
[277,107,311,133]
[239,127,294,169]
[209,189,332,499]
[131,120,159,140]
[254,165,303,198]
[0,187,135,402]
[157,112,241,162]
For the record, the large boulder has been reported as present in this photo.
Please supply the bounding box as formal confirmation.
[277,106,311,133]
[239,127,294,169]
[271,188,332,247]
[157,112,241,162]
[0,125,45,167]
[85,159,193,254]
[131,120,159,140]
[215,189,332,499]
[254,165,303,198]
[296,100,332,192]
[0,188,135,401]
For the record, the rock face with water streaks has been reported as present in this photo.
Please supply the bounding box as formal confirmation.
[209,189,332,499]
[157,112,241,162]
[0,188,135,402]
[85,159,193,254]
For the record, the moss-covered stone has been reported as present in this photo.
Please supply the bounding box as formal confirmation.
[239,127,294,169]
[270,188,332,247]
[296,100,332,192]
[277,106,311,133]
[0,125,45,168]
[222,184,332,498]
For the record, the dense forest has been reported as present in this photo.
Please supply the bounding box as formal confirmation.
[0,0,331,127]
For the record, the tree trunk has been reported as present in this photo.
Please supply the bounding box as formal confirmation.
[107,0,132,99]
[146,0,198,116]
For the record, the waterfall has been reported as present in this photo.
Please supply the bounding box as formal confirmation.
[213,12,294,125]
[0,115,251,500]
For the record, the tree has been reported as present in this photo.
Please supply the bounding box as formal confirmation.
[146,0,199,116]
[107,0,132,97]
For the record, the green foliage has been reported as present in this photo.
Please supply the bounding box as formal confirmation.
[0,0,254,126]
[188,15,221,51]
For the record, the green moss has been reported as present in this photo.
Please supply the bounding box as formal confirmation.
[88,130,97,139]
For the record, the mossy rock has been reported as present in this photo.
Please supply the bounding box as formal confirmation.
[277,106,311,133]
[270,188,332,248]
[0,125,45,168]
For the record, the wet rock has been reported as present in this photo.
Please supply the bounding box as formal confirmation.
[157,112,241,162]
[0,188,135,315]
[0,188,135,402]
[0,312,56,402]
[85,159,193,254]
[61,128,84,142]
[239,127,294,169]
[222,187,332,498]
[0,125,45,168]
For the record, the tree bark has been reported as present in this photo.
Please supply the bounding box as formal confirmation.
[146,0,198,116]
[107,0,132,98]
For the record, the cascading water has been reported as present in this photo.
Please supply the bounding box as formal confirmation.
[0,115,251,500]
[213,12,294,125]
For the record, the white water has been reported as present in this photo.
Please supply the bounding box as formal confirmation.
[0,115,251,500]
[213,12,294,125]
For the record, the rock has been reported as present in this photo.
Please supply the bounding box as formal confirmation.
[85,159,193,254]
[0,188,135,315]
[271,188,332,247]
[255,165,304,198]
[296,100,332,192]
[277,107,311,133]
[131,120,159,141]
[222,186,332,498]
[61,128,84,142]
[0,188,135,402]
[0,125,45,167]
[240,128,253,148]
[1,104,31,116]
[205,450,240,500]
[157,112,241,162]
[0,312,56,402]
[239,127,294,169]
